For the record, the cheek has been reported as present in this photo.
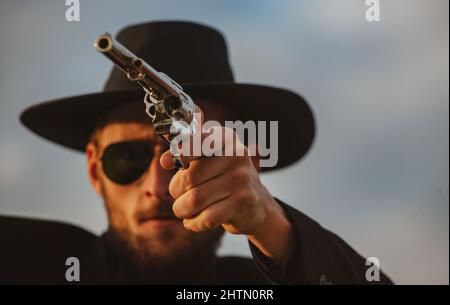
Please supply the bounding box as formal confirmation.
[100,175,140,229]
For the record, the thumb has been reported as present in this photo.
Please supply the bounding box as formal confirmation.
[160,150,176,170]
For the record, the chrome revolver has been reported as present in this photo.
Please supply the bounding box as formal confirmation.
[94,33,196,169]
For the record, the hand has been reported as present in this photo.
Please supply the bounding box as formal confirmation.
[161,134,278,236]
[160,106,296,264]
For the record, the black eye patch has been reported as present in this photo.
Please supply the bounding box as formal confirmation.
[100,140,154,185]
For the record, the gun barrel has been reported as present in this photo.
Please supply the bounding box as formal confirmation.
[94,32,196,134]
[95,33,139,77]
[94,33,178,97]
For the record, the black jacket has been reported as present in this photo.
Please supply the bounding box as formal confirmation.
[0,199,392,284]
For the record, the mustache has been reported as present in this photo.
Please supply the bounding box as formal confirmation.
[135,200,179,223]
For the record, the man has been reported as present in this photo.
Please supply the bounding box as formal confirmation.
[10,21,391,284]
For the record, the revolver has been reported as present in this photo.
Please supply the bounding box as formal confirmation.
[94,33,196,169]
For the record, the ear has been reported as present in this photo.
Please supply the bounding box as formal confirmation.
[86,142,102,196]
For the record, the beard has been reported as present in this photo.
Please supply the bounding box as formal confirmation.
[99,180,224,284]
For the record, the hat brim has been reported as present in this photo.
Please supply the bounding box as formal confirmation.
[20,83,315,171]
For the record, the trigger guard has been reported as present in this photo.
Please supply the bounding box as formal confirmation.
[173,155,188,169]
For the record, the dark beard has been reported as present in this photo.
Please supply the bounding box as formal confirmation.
[98,175,224,284]
[105,225,224,284]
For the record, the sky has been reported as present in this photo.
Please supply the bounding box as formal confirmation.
[0,0,448,284]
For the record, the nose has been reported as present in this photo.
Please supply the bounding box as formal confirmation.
[140,149,173,199]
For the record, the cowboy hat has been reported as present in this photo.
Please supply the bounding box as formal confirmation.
[20,21,315,171]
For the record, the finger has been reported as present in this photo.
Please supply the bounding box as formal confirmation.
[160,149,176,169]
[182,197,236,232]
[161,126,247,170]
[168,153,246,199]
[172,171,232,219]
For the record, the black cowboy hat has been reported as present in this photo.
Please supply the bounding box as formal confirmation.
[20,21,315,171]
